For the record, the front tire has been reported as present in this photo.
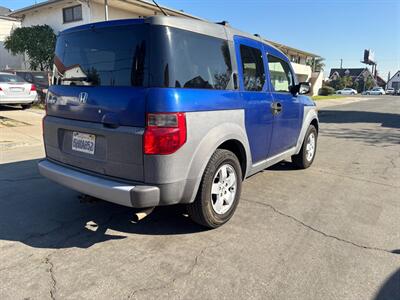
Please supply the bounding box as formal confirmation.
[292,124,318,169]
[21,104,32,110]
[187,149,242,228]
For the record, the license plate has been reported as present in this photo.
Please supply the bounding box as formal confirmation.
[72,132,95,155]
[10,87,23,92]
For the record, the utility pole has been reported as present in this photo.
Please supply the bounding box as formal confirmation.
[340,59,343,69]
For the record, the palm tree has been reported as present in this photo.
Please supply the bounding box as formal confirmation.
[312,58,325,72]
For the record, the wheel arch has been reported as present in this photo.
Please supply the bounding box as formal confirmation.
[217,139,247,180]
[295,106,319,154]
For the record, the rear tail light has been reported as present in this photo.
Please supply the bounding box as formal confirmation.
[0,86,2,91]
[144,112,186,155]
[30,84,36,91]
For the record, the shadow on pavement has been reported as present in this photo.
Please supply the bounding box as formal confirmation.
[319,110,400,129]
[318,110,400,145]
[374,268,400,300]
[0,159,206,250]
[0,105,23,111]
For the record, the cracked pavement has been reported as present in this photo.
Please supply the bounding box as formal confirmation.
[0,96,399,299]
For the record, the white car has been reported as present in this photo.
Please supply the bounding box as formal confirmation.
[0,72,38,109]
[336,88,358,95]
[365,87,385,95]
[385,88,395,95]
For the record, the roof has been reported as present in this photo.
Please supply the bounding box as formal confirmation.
[0,15,19,21]
[8,0,320,59]
[0,6,11,16]
[329,68,369,78]
[8,0,200,19]
[265,39,320,58]
[388,70,400,82]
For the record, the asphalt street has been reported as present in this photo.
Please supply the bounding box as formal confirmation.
[0,96,399,299]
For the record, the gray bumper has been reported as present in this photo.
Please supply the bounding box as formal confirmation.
[38,160,160,208]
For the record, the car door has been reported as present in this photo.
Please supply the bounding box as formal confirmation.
[265,49,302,157]
[234,36,274,164]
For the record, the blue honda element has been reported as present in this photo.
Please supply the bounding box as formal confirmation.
[39,16,319,228]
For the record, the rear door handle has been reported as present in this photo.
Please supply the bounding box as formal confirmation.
[271,102,282,115]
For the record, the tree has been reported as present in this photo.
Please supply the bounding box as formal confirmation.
[308,57,325,72]
[341,76,353,88]
[4,25,56,71]
[365,77,374,90]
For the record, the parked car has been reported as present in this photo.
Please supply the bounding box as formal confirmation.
[0,72,38,109]
[385,88,395,95]
[365,87,385,95]
[15,71,50,101]
[38,17,319,228]
[336,88,358,95]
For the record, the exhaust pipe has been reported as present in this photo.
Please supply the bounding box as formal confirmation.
[131,207,154,223]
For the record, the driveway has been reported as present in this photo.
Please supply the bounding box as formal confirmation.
[0,96,399,299]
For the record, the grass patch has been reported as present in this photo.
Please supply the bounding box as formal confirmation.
[312,95,346,101]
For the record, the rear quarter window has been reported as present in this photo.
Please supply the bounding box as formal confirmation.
[152,27,233,90]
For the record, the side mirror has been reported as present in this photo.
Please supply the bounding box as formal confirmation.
[299,82,311,94]
[291,82,311,96]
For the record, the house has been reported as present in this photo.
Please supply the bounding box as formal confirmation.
[387,71,400,91]
[329,68,380,91]
[8,0,323,94]
[0,6,24,70]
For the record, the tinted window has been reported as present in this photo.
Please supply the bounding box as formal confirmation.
[267,55,294,93]
[54,25,148,87]
[0,74,25,83]
[239,45,265,91]
[153,27,232,90]
[63,5,82,23]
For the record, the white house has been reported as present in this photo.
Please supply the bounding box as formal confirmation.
[0,9,24,70]
[8,0,198,33]
[387,71,400,91]
[9,0,323,94]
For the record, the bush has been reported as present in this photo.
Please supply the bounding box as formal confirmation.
[318,86,335,96]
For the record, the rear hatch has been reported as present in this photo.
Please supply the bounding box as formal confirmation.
[45,20,150,182]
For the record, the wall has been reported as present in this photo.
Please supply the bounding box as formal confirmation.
[310,71,323,96]
[291,62,312,82]
[0,18,24,70]
[387,71,400,89]
[20,1,142,34]
[20,1,90,33]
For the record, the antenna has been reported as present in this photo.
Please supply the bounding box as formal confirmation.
[152,0,169,16]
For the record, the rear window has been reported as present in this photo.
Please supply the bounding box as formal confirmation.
[54,24,233,90]
[0,74,25,83]
[54,24,148,87]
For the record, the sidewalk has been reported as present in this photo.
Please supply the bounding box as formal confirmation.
[315,96,376,109]
[0,108,45,163]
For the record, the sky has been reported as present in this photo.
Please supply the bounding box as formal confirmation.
[1,0,400,80]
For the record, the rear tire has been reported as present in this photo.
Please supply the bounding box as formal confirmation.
[187,149,242,228]
[292,124,318,169]
[21,104,32,110]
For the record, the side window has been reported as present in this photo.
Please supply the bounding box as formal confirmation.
[239,45,265,91]
[267,55,294,93]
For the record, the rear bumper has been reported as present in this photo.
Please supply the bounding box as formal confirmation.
[38,159,160,208]
[0,95,38,104]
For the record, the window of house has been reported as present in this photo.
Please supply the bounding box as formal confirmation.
[239,45,265,91]
[63,5,82,23]
[267,54,294,93]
